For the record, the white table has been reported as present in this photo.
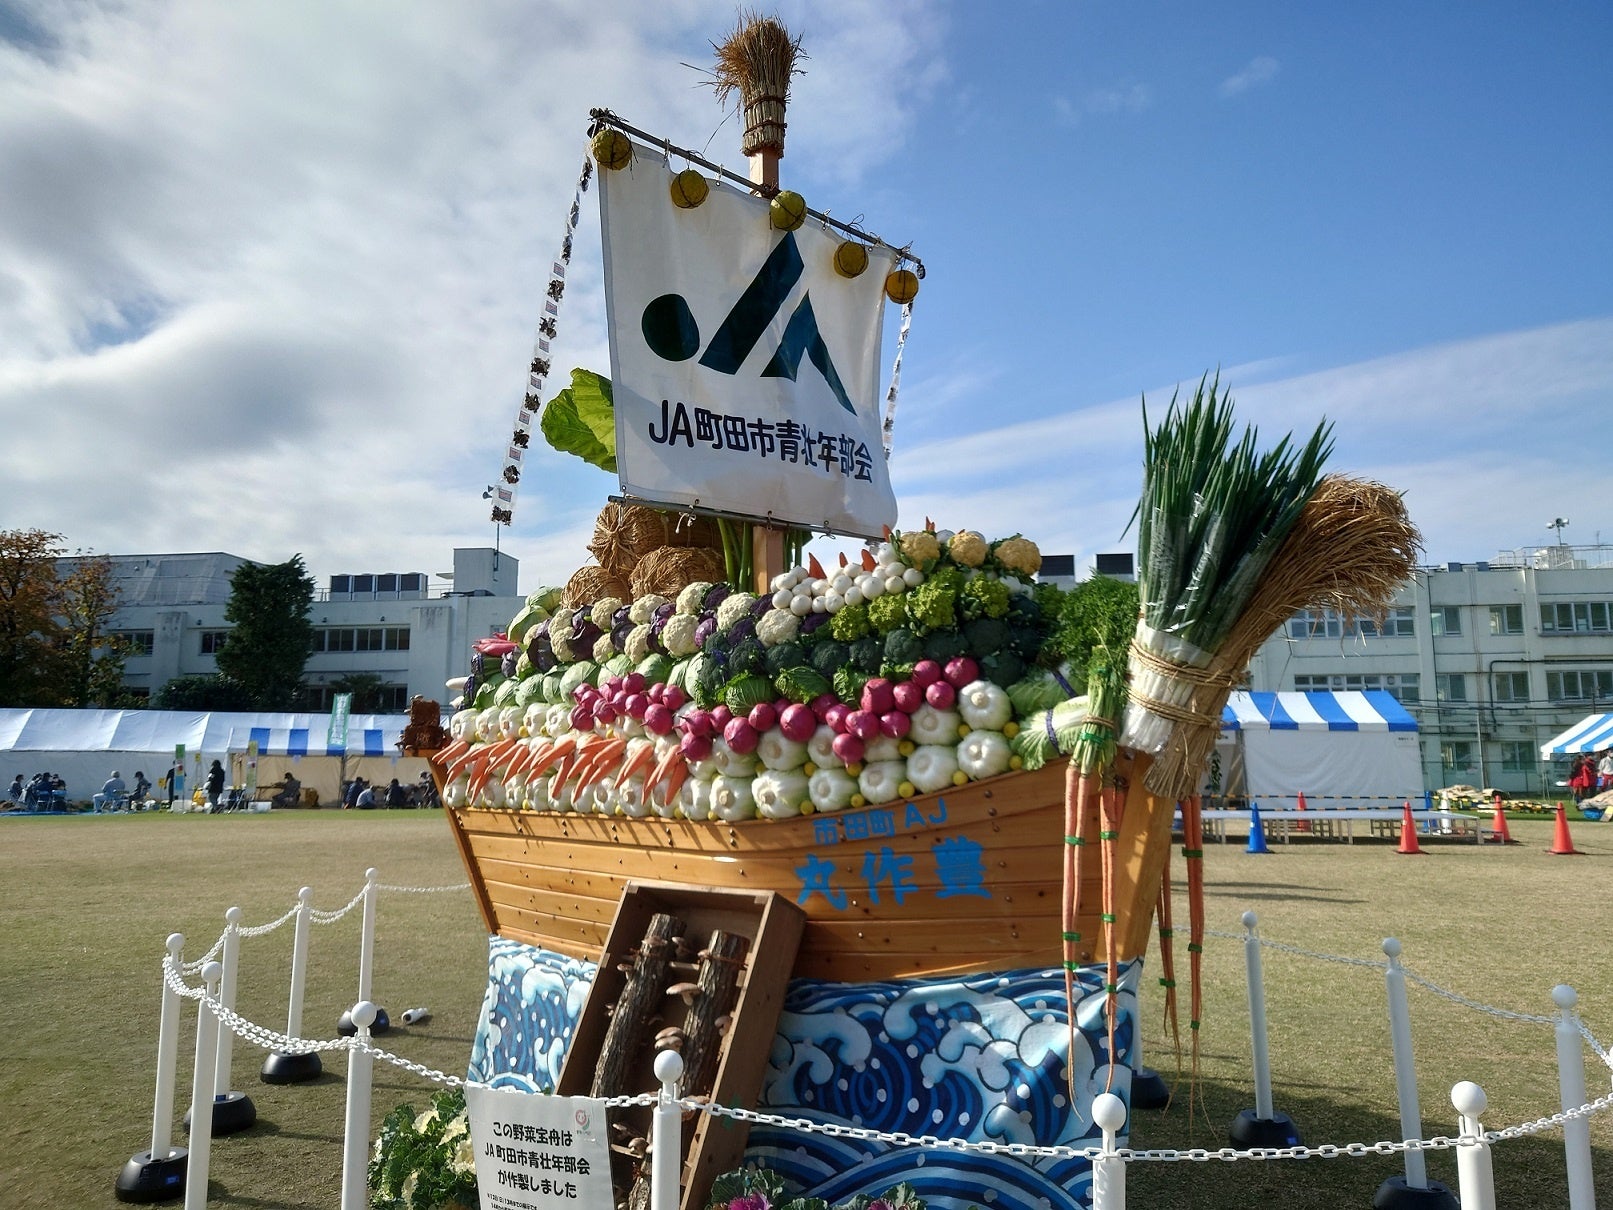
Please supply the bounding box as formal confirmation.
[1196,807,1476,844]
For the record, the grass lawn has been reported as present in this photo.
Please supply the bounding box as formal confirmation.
[3,808,1612,1208]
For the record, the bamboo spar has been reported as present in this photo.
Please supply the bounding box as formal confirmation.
[745,46,785,597]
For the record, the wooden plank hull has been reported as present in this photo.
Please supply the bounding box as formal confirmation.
[440,750,1171,982]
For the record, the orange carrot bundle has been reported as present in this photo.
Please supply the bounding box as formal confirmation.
[1061,758,1095,1108]
[1099,780,1125,1092]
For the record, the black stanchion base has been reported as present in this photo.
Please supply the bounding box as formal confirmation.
[261,1050,324,1084]
[182,1090,258,1136]
[336,1006,390,1037]
[114,1148,188,1203]
[1373,1174,1460,1210]
[1228,1108,1302,1147]
[1130,1066,1171,1110]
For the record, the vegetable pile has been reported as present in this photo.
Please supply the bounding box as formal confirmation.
[431,527,1088,820]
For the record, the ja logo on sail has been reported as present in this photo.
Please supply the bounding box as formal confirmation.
[639,232,856,415]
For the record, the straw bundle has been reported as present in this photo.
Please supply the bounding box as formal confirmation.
[630,545,726,600]
[1141,475,1422,798]
[563,564,631,609]
[664,510,723,553]
[711,11,803,158]
[587,503,669,575]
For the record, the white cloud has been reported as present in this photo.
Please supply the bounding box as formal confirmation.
[1052,82,1152,126]
[1220,55,1279,97]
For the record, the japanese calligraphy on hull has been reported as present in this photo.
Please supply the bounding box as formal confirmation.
[599,145,898,537]
[443,749,1171,984]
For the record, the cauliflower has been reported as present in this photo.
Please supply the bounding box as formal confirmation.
[624,623,655,662]
[757,608,802,648]
[547,614,577,664]
[897,529,942,570]
[907,744,961,795]
[629,594,668,625]
[948,530,989,568]
[675,582,713,616]
[716,591,759,634]
[992,536,1042,579]
[590,597,624,630]
[592,633,616,663]
[661,613,700,658]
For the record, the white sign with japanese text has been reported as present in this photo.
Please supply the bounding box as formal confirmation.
[465,1084,613,1210]
[599,143,899,537]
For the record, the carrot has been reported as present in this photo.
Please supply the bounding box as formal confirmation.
[644,743,687,798]
[526,735,578,781]
[1061,758,1097,1110]
[808,553,826,579]
[1155,858,1181,1096]
[1099,779,1125,1093]
[430,737,471,771]
[651,759,689,810]
[613,739,658,789]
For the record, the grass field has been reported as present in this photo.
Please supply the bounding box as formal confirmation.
[3,808,1611,1209]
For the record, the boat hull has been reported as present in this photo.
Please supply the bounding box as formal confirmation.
[438,750,1171,982]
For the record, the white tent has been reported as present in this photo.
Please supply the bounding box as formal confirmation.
[0,707,410,807]
[1214,690,1423,808]
[1540,713,1613,757]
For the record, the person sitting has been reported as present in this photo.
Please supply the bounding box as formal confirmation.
[355,782,378,809]
[94,770,127,813]
[270,773,302,809]
[343,777,364,809]
[130,770,152,807]
[6,775,22,809]
[384,777,408,807]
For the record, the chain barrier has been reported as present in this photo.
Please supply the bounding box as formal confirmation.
[310,885,368,924]
[236,903,302,938]
[379,882,471,894]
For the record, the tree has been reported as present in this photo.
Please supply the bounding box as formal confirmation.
[153,674,254,711]
[216,555,316,709]
[0,529,127,707]
[328,672,390,715]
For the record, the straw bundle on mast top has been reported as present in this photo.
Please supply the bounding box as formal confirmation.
[710,11,805,185]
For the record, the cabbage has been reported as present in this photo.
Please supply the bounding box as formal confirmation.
[1007,669,1075,718]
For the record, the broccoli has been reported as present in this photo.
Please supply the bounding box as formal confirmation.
[867,593,908,634]
[883,628,924,666]
[810,639,852,678]
[959,576,1012,622]
[964,616,1011,659]
[728,636,767,677]
[1007,593,1042,625]
[904,565,964,633]
[979,649,1027,688]
[695,655,729,707]
[849,636,884,674]
[921,628,969,665]
[1008,624,1044,658]
[764,641,808,679]
[828,601,873,642]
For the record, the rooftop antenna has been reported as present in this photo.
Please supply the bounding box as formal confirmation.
[1548,517,1570,545]
[483,486,502,569]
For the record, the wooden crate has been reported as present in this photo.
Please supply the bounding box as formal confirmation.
[557,881,805,1210]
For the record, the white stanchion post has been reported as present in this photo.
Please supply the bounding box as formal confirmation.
[1452,1081,1496,1210]
[213,907,242,1096]
[650,1049,685,1210]
[263,887,322,1083]
[1553,985,1597,1210]
[1091,1092,1127,1210]
[1243,912,1274,1121]
[339,1001,378,1210]
[1383,939,1427,1190]
[357,870,377,1006]
[151,933,186,1164]
[183,963,224,1210]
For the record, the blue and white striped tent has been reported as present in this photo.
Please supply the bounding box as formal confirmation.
[1540,714,1613,757]
[226,721,403,758]
[1215,691,1423,808]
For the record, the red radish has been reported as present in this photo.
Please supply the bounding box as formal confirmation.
[623,672,646,694]
[723,718,759,754]
[775,697,793,717]
[569,705,594,731]
[911,660,942,687]
[892,680,924,714]
[845,710,880,741]
[646,683,664,705]
[623,692,649,720]
[810,693,840,722]
[594,701,618,725]
[602,676,622,695]
[680,708,713,738]
[643,703,674,735]
[660,685,688,711]
[680,731,713,761]
[944,656,980,689]
[824,703,851,732]
[926,680,957,710]
[860,678,894,716]
[711,704,733,730]
[880,710,911,739]
[779,704,816,742]
[748,701,777,732]
[831,733,866,766]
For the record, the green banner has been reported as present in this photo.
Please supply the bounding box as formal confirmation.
[328,693,352,753]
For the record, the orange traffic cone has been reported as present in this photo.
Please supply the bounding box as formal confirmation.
[1395,802,1425,855]
[1487,792,1516,845]
[1547,802,1585,856]
[1295,790,1312,834]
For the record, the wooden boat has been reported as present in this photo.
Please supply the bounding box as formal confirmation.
[433,748,1173,982]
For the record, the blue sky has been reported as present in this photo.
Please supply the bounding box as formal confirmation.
[1,1,1609,590]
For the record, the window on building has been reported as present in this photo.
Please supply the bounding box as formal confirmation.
[1287,609,1343,640]
[1291,672,1420,702]
[1500,741,1535,772]
[1353,607,1416,638]
[1491,671,1529,702]
[1541,602,1613,634]
[1546,669,1613,702]
[1429,606,1462,637]
[1489,604,1524,636]
[1435,673,1467,703]
[310,626,409,655]
[117,630,156,657]
[1441,741,1475,772]
[199,630,229,655]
